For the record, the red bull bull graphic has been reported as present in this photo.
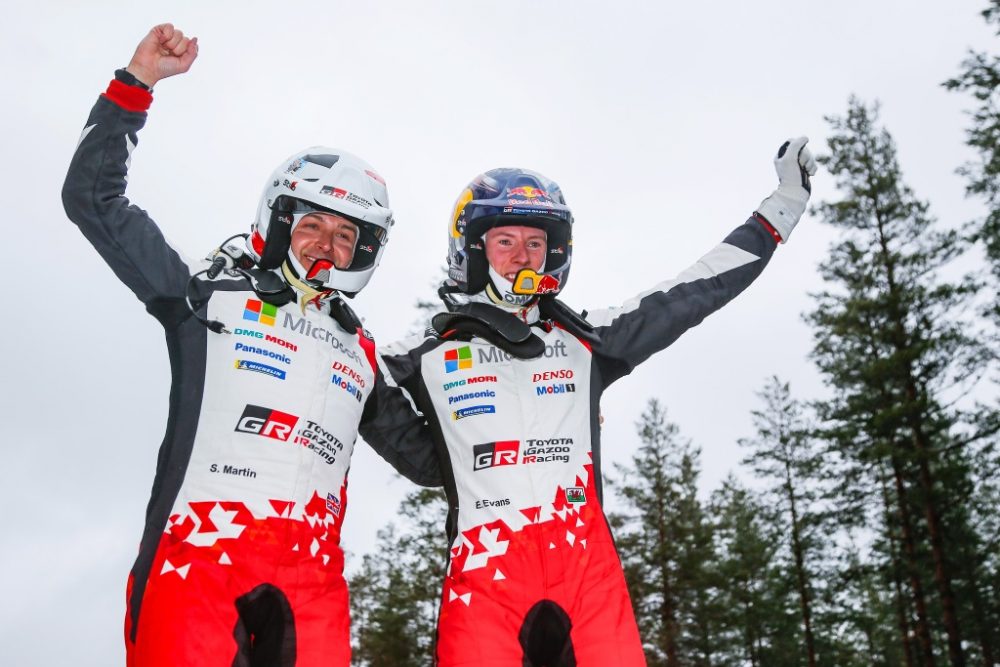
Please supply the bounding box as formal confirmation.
[534,274,561,294]
[507,186,550,201]
[506,185,554,208]
[510,269,561,295]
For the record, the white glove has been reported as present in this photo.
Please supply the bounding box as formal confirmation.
[756,136,817,243]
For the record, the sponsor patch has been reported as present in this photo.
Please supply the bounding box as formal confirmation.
[478,339,566,364]
[235,405,298,442]
[234,359,287,380]
[320,185,373,208]
[442,375,497,391]
[444,345,473,373]
[243,299,277,326]
[473,441,519,470]
[293,420,346,466]
[448,390,496,405]
[331,373,363,402]
[532,370,574,382]
[234,342,292,365]
[452,405,495,420]
[535,383,576,396]
[521,437,572,464]
[280,312,363,365]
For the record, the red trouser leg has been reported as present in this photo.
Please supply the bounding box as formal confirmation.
[436,504,646,667]
[126,500,351,667]
[126,540,244,667]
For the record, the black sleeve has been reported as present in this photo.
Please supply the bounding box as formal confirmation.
[359,346,443,488]
[585,218,777,385]
[62,93,193,306]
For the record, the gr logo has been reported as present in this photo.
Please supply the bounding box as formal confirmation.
[473,441,519,471]
[235,405,298,442]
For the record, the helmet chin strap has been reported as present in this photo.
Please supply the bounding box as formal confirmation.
[486,266,538,308]
[465,267,535,323]
[281,261,334,313]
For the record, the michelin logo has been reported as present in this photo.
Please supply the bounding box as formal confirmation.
[235,360,287,380]
[452,405,496,420]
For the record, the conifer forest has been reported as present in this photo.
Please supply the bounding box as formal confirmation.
[348,3,1000,664]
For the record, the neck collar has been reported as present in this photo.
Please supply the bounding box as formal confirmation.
[281,261,334,313]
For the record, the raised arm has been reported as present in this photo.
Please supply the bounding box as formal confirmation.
[61,24,200,306]
[585,138,817,384]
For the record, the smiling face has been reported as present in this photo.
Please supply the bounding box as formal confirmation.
[483,225,547,282]
[290,212,359,271]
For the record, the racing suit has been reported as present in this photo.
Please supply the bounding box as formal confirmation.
[373,219,778,666]
[62,77,440,667]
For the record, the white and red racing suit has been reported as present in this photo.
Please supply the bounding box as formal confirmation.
[370,219,779,666]
[62,76,440,667]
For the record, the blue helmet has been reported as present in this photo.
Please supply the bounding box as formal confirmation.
[446,167,573,298]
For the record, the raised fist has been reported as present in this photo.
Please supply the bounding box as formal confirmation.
[126,23,198,88]
[756,136,818,243]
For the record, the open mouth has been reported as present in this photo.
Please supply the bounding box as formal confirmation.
[305,254,334,266]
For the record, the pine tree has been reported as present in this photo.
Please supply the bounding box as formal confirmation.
[815,403,925,667]
[710,477,789,667]
[349,487,449,666]
[943,9,1000,662]
[943,0,1000,292]
[611,399,718,667]
[739,377,826,667]
[809,98,988,667]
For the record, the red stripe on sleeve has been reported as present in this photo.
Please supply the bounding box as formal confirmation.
[101,79,153,113]
[753,212,783,244]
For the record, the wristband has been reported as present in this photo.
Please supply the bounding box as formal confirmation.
[114,68,154,92]
[753,212,784,244]
[103,70,153,113]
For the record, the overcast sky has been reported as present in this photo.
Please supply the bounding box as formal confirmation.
[1,1,996,663]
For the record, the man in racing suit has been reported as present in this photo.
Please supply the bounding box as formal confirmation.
[370,145,817,665]
[62,24,439,667]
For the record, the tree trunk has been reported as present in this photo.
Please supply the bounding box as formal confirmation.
[661,569,680,667]
[784,460,818,667]
[872,182,966,667]
[909,418,967,667]
[891,453,937,667]
[880,464,916,667]
[742,595,759,667]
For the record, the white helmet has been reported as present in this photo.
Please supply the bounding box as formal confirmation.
[247,147,394,296]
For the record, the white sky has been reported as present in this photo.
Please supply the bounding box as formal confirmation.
[1,1,995,664]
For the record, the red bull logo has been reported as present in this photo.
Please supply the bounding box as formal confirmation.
[512,269,561,295]
[507,185,551,202]
[535,275,560,294]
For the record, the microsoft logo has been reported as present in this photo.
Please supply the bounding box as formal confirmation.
[244,299,277,326]
[444,345,473,373]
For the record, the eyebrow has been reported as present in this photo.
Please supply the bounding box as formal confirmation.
[490,230,546,239]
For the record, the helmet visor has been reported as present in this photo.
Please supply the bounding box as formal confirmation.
[290,211,386,273]
[276,196,388,242]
